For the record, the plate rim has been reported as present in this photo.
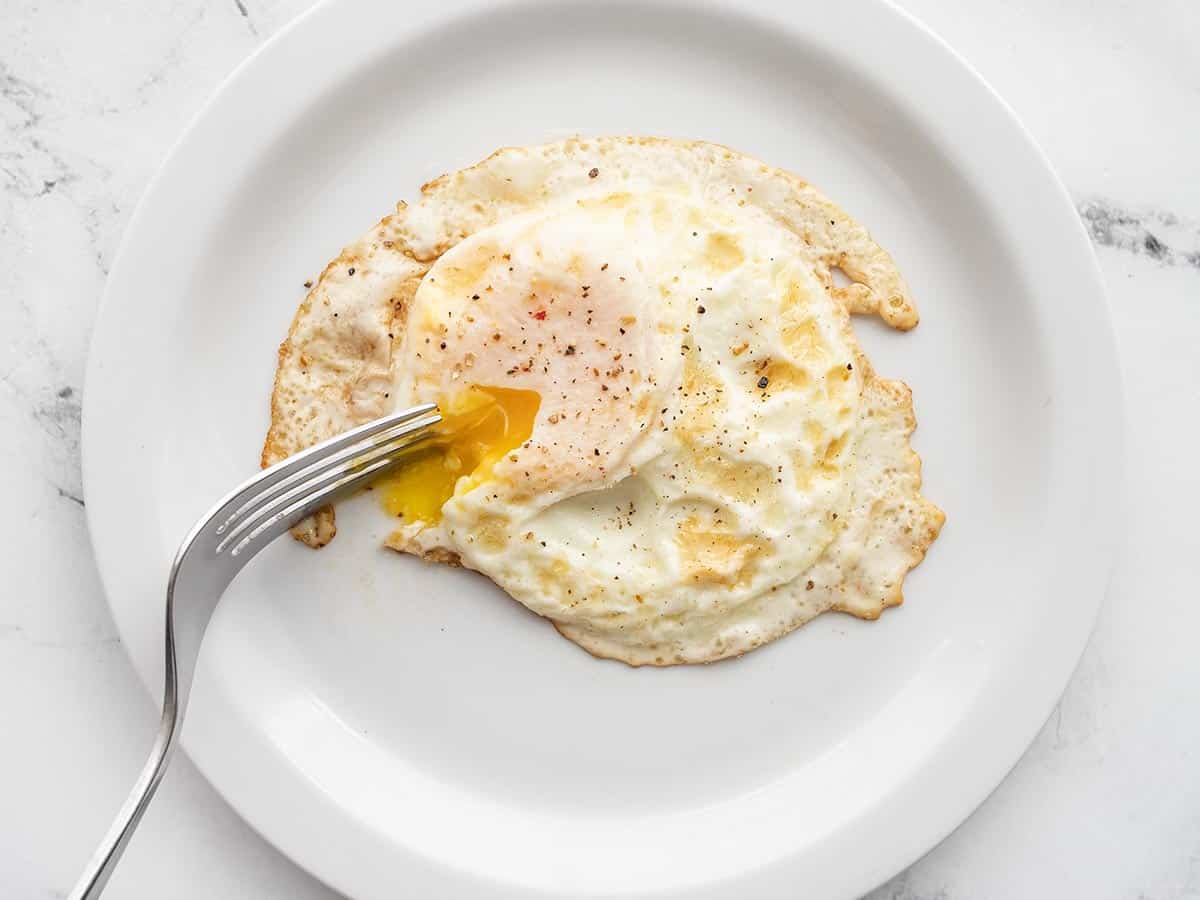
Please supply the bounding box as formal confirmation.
[82,0,1125,897]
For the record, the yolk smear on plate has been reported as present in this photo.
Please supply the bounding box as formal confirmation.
[377,385,540,524]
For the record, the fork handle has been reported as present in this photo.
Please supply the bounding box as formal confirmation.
[69,699,180,899]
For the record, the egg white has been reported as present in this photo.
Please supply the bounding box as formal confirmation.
[263,137,944,665]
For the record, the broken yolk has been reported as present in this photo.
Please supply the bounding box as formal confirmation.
[377,386,540,524]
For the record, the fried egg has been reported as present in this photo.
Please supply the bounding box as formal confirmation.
[263,137,944,665]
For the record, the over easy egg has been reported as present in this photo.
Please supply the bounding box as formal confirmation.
[262,138,944,665]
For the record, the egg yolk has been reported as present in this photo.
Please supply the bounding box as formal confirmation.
[377,386,540,524]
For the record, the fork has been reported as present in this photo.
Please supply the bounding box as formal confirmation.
[69,402,442,900]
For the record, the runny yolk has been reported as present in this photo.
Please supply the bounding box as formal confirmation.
[377,385,540,524]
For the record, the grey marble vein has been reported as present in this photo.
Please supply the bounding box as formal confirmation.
[232,0,260,35]
[0,292,85,506]
[1077,197,1200,270]
[867,870,949,900]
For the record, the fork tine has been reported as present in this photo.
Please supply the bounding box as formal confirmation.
[214,412,441,555]
[209,403,438,537]
[226,451,410,558]
[214,411,441,541]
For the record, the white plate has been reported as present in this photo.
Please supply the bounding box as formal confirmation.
[82,0,1123,897]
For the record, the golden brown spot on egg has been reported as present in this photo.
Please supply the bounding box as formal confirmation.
[439,244,497,296]
[791,451,814,491]
[651,197,673,232]
[534,558,573,598]
[705,232,744,273]
[566,254,586,277]
[755,358,809,393]
[578,191,632,210]
[385,273,424,337]
[674,508,766,586]
[822,363,854,400]
[823,433,847,462]
[473,517,508,552]
[815,433,848,478]
[691,456,783,527]
[674,352,725,442]
[828,363,854,383]
[528,274,567,304]
[781,279,815,314]
[781,316,827,363]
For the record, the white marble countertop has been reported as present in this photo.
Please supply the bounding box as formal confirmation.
[2,1,1198,897]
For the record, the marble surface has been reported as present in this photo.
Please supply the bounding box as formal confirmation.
[2,0,1198,897]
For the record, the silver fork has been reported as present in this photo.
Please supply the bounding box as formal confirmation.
[69,402,441,900]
